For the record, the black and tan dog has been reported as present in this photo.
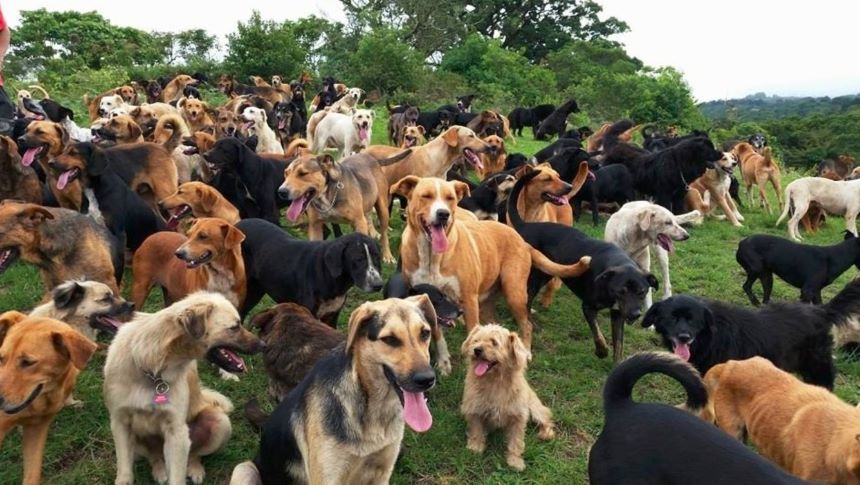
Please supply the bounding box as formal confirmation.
[0,135,41,203]
[231,296,438,484]
[279,149,412,264]
[93,114,144,146]
[0,201,123,294]
[17,120,80,208]
[29,279,134,341]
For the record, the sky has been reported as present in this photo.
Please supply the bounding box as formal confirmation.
[5,0,859,102]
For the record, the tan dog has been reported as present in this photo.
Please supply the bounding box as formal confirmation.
[478,134,507,179]
[703,357,860,483]
[105,292,262,485]
[0,312,98,485]
[180,132,218,182]
[586,122,612,152]
[179,97,214,133]
[393,176,591,349]
[160,74,199,103]
[131,218,246,309]
[129,103,180,129]
[688,152,744,226]
[159,181,241,228]
[214,108,241,138]
[732,143,782,214]
[18,121,81,209]
[461,324,554,471]
[94,114,144,145]
[85,85,137,121]
[29,280,134,341]
[152,114,195,183]
[0,135,41,204]
[400,125,426,148]
[366,126,490,188]
[329,87,364,114]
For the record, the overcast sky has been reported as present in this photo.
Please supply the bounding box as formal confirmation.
[6,0,859,101]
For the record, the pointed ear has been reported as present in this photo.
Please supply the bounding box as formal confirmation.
[515,164,534,178]
[18,205,54,227]
[127,120,142,140]
[638,209,656,232]
[179,304,209,339]
[52,281,86,309]
[346,302,377,353]
[391,175,420,198]
[641,301,662,328]
[405,294,437,330]
[417,125,425,135]
[0,311,27,345]
[508,332,531,369]
[452,180,471,202]
[442,127,459,147]
[51,330,98,370]
[318,154,340,180]
[55,124,70,146]
[221,222,245,247]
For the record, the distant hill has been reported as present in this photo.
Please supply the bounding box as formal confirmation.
[699,92,860,121]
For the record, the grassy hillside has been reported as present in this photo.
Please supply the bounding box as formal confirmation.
[2,122,859,484]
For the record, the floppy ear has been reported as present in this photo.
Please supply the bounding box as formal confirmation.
[345,302,376,353]
[178,98,187,109]
[323,240,345,278]
[405,294,437,330]
[51,329,98,370]
[250,308,276,333]
[127,120,142,140]
[318,154,340,180]
[442,127,459,147]
[201,186,219,207]
[703,306,716,333]
[130,107,141,118]
[221,222,245,247]
[87,147,109,176]
[515,164,534,178]
[452,180,471,202]
[390,175,420,198]
[0,311,27,345]
[641,301,662,328]
[18,205,54,227]
[55,124,70,146]
[460,326,476,355]
[638,209,655,232]
[178,305,209,339]
[509,332,531,369]
[53,281,86,309]
[259,110,268,123]
[646,273,659,290]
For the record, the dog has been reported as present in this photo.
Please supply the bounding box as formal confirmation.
[777,176,860,241]
[97,94,132,118]
[0,135,41,204]
[588,352,808,485]
[477,134,507,179]
[688,152,744,226]
[0,312,99,485]
[214,108,242,138]
[508,104,554,137]
[159,181,241,229]
[393,175,591,350]
[748,132,768,151]
[310,109,374,158]
[84,85,137,121]
[272,101,304,144]
[642,277,860,389]
[92,114,144,145]
[702,356,860,483]
[460,324,554,471]
[416,109,454,137]
[736,232,860,305]
[104,292,263,485]
[178,97,214,133]
[400,125,426,148]
[605,201,699,309]
[236,218,384,323]
[733,143,783,214]
[534,99,579,140]
[29,279,133,341]
[180,131,217,181]
[817,154,855,179]
[241,106,283,154]
[458,172,517,221]
[17,120,82,209]
[0,201,123,294]
[508,171,656,361]
[49,142,169,251]
[573,162,636,226]
[131,218,247,309]
[388,105,420,146]
[328,87,364,114]
[230,296,437,485]
[160,74,199,103]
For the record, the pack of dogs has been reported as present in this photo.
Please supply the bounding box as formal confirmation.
[1,73,860,485]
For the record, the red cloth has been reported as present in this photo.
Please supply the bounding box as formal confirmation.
[0,6,6,31]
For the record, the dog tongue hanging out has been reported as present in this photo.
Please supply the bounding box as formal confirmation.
[401,388,433,432]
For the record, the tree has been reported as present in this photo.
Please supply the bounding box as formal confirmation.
[346,29,425,95]
[158,29,217,65]
[224,11,305,79]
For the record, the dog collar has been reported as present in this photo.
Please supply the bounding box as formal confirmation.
[311,180,344,214]
[679,170,690,191]
[143,370,170,406]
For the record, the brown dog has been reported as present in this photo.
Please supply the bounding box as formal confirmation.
[84,85,137,121]
[733,143,783,214]
[214,108,241,139]
[18,120,81,209]
[179,97,214,133]
[478,135,507,179]
[393,176,591,349]
[0,136,41,203]
[181,132,218,181]
[159,182,241,229]
[687,152,744,227]
[0,311,98,485]
[160,74,198,103]
[131,218,246,309]
[94,114,144,145]
[400,125,426,148]
[703,357,860,483]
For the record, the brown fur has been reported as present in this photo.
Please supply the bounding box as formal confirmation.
[687,152,743,226]
[0,136,41,203]
[586,123,612,153]
[460,324,554,471]
[98,115,144,144]
[181,132,218,182]
[131,218,246,309]
[18,121,80,209]
[400,125,426,149]
[129,103,180,130]
[732,143,783,214]
[703,357,860,484]
[800,202,827,233]
[214,108,241,139]
[393,176,591,350]
[179,97,215,133]
[160,75,198,103]
[85,85,137,121]
[159,182,241,225]
[478,135,507,179]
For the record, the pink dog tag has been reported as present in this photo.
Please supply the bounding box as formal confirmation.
[153,393,169,405]
[153,380,170,405]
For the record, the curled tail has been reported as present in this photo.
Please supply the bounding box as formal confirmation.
[775,184,793,226]
[28,85,51,99]
[201,388,235,413]
[825,277,860,328]
[530,250,591,278]
[243,398,269,432]
[285,138,310,157]
[603,352,707,412]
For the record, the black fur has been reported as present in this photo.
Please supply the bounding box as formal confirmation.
[534,99,579,140]
[573,162,635,226]
[508,104,555,137]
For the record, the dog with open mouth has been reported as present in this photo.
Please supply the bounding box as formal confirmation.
[178,97,214,134]
[477,134,507,180]
[230,296,437,485]
[687,152,744,226]
[29,279,134,341]
[92,114,144,146]
[241,106,283,155]
[105,292,263,485]
[17,120,82,209]
[159,181,241,229]
[0,311,99,485]
[400,124,426,149]
[0,135,41,204]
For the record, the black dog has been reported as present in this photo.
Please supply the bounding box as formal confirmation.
[37,99,75,123]
[532,138,585,163]
[203,137,288,224]
[503,153,531,171]
[749,133,767,150]
[534,99,579,140]
[273,101,305,143]
[416,109,453,137]
[508,104,555,137]
[642,278,860,389]
[509,169,656,362]
[573,163,635,226]
[289,81,308,123]
[383,270,463,328]
[236,218,384,324]
[588,352,808,485]
[736,232,860,305]
[604,136,722,214]
[456,171,515,221]
[439,94,476,114]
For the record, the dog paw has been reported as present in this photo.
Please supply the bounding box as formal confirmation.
[594,345,609,359]
[65,396,85,408]
[466,439,486,454]
[506,455,526,471]
[115,478,133,485]
[219,369,240,382]
[732,222,743,228]
[150,462,168,483]
[382,254,396,265]
[437,357,452,376]
[538,426,556,441]
[187,460,206,484]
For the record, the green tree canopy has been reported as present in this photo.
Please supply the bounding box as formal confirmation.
[224,11,306,79]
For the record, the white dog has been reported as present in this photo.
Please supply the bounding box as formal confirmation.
[99,94,133,118]
[241,106,284,154]
[329,87,365,114]
[777,176,860,241]
[605,201,700,309]
[311,109,374,158]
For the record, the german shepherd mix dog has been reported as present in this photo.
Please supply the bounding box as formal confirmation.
[231,296,438,485]
[0,311,99,485]
[104,292,264,485]
[588,352,808,485]
[29,280,134,341]
[0,201,123,294]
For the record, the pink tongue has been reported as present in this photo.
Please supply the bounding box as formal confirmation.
[429,225,449,253]
[278,118,286,130]
[402,390,432,432]
[659,235,676,254]
[166,215,180,230]
[57,170,75,190]
[673,342,691,361]
[557,195,569,206]
[22,147,42,167]
[359,127,368,141]
[286,197,306,221]
[474,360,490,377]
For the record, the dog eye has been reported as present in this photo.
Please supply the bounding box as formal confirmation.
[421,194,433,200]
[198,233,208,240]
[420,328,431,341]
[381,336,401,347]
[230,324,241,332]
[20,358,36,369]
[491,339,498,347]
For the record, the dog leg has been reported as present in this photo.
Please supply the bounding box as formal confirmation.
[528,390,556,441]
[756,177,772,214]
[433,327,452,376]
[463,297,481,334]
[655,246,671,301]
[787,200,809,241]
[760,272,774,305]
[846,210,858,238]
[356,442,400,484]
[538,277,561,308]
[742,273,761,306]
[163,422,192,485]
[609,309,625,363]
[504,286,534,351]
[718,194,742,227]
[504,416,528,471]
[582,306,609,359]
[375,194,395,264]
[465,415,487,453]
[111,417,137,485]
[21,421,51,485]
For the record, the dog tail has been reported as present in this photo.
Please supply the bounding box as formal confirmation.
[602,352,707,412]
[529,249,591,278]
[285,138,310,157]
[775,184,793,226]
[507,167,538,231]
[243,398,270,432]
[761,147,775,166]
[825,277,860,328]
[601,119,635,151]
[376,148,413,167]
[28,85,50,99]
[200,388,235,413]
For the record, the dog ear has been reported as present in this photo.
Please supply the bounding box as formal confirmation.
[646,273,659,290]
[202,186,219,207]
[318,154,340,180]
[452,180,471,202]
[641,301,662,328]
[220,222,246,247]
[703,307,716,333]
[86,146,109,176]
[508,332,531,369]
[244,136,259,152]
[17,204,54,227]
[54,123,70,146]
[179,305,208,339]
[0,311,27,345]
[515,164,534,179]
[250,308,276,333]
[52,281,86,309]
[638,209,656,232]
[460,325,479,355]
[259,110,268,124]
[51,329,98,370]
[323,240,345,278]
[442,127,459,147]
[405,294,437,330]
[390,175,420,199]
[178,97,187,109]
[417,125,425,135]
[127,120,142,141]
[345,302,377,353]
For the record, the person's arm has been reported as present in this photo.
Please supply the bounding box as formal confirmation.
[0,9,7,73]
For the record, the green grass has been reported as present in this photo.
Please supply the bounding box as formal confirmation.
[2,122,860,485]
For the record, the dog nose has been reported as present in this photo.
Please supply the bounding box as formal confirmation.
[126,302,135,311]
[627,309,641,321]
[677,333,692,344]
[277,187,291,200]
[473,347,483,358]
[561,182,573,194]
[411,369,436,391]
[174,249,187,259]
[680,232,690,241]
[435,209,450,224]
[252,339,267,353]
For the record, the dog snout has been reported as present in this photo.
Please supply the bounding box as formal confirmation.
[627,309,642,321]
[277,185,291,200]
[677,333,693,344]
[410,368,436,391]
[435,209,450,225]
[473,347,483,358]
[174,248,188,260]
[561,182,573,194]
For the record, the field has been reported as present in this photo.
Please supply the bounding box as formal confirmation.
[2,118,859,485]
